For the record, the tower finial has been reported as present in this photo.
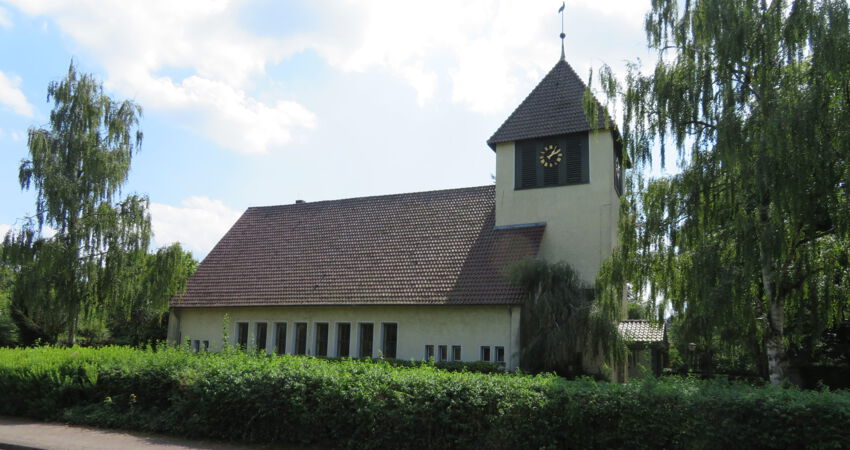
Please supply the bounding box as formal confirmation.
[558,2,566,60]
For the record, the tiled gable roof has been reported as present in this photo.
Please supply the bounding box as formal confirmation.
[172,185,544,308]
[618,320,666,343]
[487,59,607,149]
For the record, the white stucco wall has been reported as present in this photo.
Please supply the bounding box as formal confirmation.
[169,304,522,370]
[494,130,619,283]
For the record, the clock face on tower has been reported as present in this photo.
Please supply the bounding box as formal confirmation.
[539,144,563,168]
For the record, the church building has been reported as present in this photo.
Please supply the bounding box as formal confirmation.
[167,51,625,373]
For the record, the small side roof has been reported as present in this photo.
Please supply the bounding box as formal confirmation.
[618,320,666,343]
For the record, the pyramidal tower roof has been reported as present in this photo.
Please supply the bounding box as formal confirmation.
[487,59,608,149]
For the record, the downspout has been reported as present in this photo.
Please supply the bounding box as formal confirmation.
[508,306,513,370]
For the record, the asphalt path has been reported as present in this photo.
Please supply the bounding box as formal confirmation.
[0,416,262,450]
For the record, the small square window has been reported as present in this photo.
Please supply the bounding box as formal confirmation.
[202,340,209,351]
[191,339,200,352]
[438,345,448,362]
[495,346,505,363]
[480,346,491,362]
[425,345,435,361]
[451,345,461,362]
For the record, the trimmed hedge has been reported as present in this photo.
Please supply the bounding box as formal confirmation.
[1,346,849,449]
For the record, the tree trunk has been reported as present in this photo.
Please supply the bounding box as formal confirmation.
[760,253,786,386]
[759,204,787,386]
[765,297,785,386]
[66,303,78,346]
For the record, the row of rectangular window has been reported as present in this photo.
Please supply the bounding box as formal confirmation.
[424,345,505,363]
[194,323,505,364]
[234,321,397,358]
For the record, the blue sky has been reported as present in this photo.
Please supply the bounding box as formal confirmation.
[0,0,653,259]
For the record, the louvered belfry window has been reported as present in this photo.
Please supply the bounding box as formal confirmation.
[514,132,589,189]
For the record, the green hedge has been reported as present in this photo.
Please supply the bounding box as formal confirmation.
[1,346,849,449]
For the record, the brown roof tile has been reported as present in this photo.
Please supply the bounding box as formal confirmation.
[171,185,544,308]
[487,59,608,149]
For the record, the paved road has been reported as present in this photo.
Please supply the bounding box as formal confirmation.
[0,416,258,450]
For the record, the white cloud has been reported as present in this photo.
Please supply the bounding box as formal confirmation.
[0,6,12,28]
[0,224,10,239]
[133,75,315,154]
[307,0,550,113]
[306,0,647,113]
[5,0,647,147]
[0,71,34,117]
[150,197,242,257]
[6,0,315,154]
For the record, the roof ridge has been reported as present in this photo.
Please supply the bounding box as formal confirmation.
[248,184,495,211]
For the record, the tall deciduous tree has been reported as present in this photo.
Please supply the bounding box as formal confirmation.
[8,62,149,345]
[594,0,850,385]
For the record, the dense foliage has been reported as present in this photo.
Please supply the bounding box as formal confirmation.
[105,244,197,347]
[1,346,848,449]
[1,63,196,346]
[509,260,623,376]
[592,0,850,385]
[0,266,18,346]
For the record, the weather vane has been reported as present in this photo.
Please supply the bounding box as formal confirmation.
[559,2,566,60]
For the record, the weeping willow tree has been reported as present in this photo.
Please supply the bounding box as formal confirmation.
[593,0,850,385]
[106,243,197,347]
[4,62,150,345]
[509,260,623,376]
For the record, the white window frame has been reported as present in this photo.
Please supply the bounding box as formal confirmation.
[293,322,308,355]
[495,346,505,364]
[480,345,491,362]
[314,322,330,357]
[254,321,270,353]
[437,345,448,362]
[425,345,435,361]
[235,322,249,349]
[273,322,288,355]
[335,322,351,357]
[357,322,375,358]
[380,322,398,359]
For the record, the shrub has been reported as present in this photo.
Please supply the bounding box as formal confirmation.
[0,346,848,449]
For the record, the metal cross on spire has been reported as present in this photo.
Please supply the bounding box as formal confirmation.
[559,2,566,60]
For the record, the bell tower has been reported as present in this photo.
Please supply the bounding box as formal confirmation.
[486,57,625,283]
